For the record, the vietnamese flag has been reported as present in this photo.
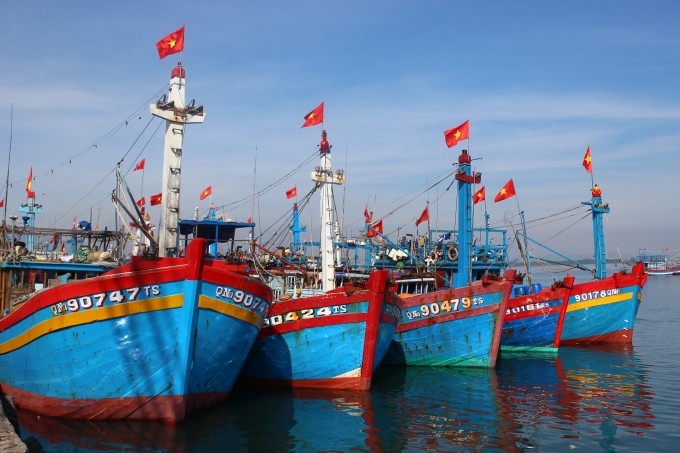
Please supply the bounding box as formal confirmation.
[134,159,145,171]
[26,167,36,199]
[494,179,516,202]
[444,120,470,148]
[247,217,253,223]
[0,199,3,209]
[200,186,212,200]
[415,205,429,226]
[301,102,324,128]
[136,197,146,207]
[156,26,185,59]
[367,219,383,238]
[473,186,486,205]
[582,146,592,173]
[150,193,162,206]
[286,186,297,199]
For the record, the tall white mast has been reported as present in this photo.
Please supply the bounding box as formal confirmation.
[150,62,205,257]
[310,130,344,292]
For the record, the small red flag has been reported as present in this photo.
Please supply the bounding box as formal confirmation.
[26,167,35,199]
[200,186,212,200]
[494,179,516,202]
[416,205,429,226]
[582,146,592,173]
[0,199,4,209]
[367,219,383,238]
[286,186,297,199]
[156,26,185,60]
[444,120,470,148]
[301,102,324,128]
[136,197,146,207]
[134,159,145,171]
[473,186,486,205]
[363,204,372,223]
[150,193,162,206]
[247,217,253,223]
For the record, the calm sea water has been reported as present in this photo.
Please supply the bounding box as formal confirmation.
[16,272,680,452]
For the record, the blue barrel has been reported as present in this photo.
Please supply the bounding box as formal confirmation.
[514,285,529,296]
[532,283,542,294]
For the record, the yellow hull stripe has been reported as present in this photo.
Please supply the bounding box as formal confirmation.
[198,295,263,329]
[0,295,184,354]
[566,292,633,313]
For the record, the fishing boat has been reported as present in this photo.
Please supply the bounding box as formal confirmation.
[500,275,574,354]
[240,130,401,390]
[379,149,516,368]
[634,249,680,276]
[508,185,648,346]
[0,62,273,423]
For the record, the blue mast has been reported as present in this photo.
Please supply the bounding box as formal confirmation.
[19,195,44,252]
[454,149,481,287]
[291,203,306,254]
[582,184,609,279]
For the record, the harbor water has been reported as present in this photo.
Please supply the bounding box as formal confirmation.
[15,271,680,452]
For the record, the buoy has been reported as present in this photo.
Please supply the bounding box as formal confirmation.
[447,246,458,261]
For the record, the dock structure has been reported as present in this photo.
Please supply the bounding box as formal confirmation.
[0,394,29,452]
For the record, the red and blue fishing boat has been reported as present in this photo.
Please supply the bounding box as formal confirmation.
[381,149,516,367]
[0,63,273,423]
[500,275,574,354]
[507,185,647,347]
[558,188,647,344]
[240,130,401,390]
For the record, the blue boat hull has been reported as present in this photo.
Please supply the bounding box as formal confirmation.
[241,270,400,390]
[0,239,272,423]
[561,263,647,345]
[500,276,574,354]
[384,273,514,367]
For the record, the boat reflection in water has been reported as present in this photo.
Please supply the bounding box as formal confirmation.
[16,385,384,452]
[371,365,508,451]
[16,345,655,451]
[495,345,655,450]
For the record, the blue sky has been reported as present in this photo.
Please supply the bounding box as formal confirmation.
[1,1,679,262]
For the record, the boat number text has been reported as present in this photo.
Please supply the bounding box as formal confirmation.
[574,289,619,302]
[51,286,160,315]
[506,301,551,315]
[406,297,484,320]
[214,286,270,317]
[263,305,348,327]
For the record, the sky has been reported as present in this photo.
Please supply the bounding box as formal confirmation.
[1,0,679,263]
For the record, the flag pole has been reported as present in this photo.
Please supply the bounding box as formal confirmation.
[513,192,532,288]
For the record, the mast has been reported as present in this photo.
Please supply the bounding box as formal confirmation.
[582,184,609,279]
[310,130,344,292]
[19,195,43,252]
[454,149,480,287]
[4,104,13,224]
[290,203,307,254]
[150,62,205,257]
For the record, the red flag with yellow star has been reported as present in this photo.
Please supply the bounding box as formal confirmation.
[150,193,162,206]
[494,179,516,202]
[301,102,324,128]
[444,120,470,148]
[26,167,36,199]
[286,186,297,199]
[156,26,185,59]
[473,186,486,205]
[582,146,592,173]
[200,185,212,200]
[367,219,383,238]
